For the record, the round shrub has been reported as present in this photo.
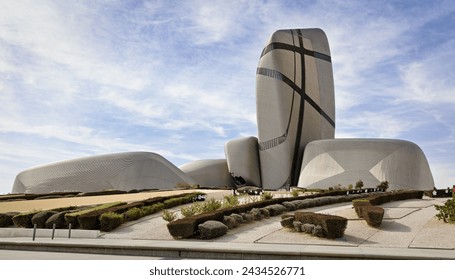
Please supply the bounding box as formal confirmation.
[230,213,244,224]
[0,212,18,227]
[313,225,325,237]
[241,213,253,223]
[45,211,71,229]
[259,208,270,218]
[249,208,263,220]
[280,216,294,229]
[282,201,296,211]
[32,211,58,228]
[198,220,228,239]
[223,215,237,229]
[293,221,303,232]
[302,223,315,234]
[13,211,41,228]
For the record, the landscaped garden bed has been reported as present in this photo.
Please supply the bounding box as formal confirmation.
[281,212,348,239]
[166,190,374,239]
[2,192,206,233]
[352,189,424,227]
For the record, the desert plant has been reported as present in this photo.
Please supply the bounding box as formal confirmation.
[223,195,240,208]
[260,192,273,201]
[355,180,364,189]
[200,198,222,213]
[180,204,199,218]
[162,210,177,223]
[435,198,455,223]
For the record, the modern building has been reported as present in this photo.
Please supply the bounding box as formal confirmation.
[12,28,435,193]
[255,28,335,188]
[297,139,435,190]
[13,152,196,194]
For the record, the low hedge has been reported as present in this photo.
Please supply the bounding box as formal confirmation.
[362,206,384,227]
[77,201,144,230]
[45,210,77,229]
[64,201,127,228]
[0,192,81,202]
[31,211,58,228]
[99,212,124,232]
[12,210,41,228]
[353,190,424,207]
[167,210,225,239]
[166,191,361,239]
[78,189,128,197]
[425,189,452,198]
[124,207,144,222]
[371,190,424,205]
[0,212,19,227]
[352,199,372,218]
[294,211,348,239]
[77,192,204,231]
[163,195,196,208]
[351,190,422,227]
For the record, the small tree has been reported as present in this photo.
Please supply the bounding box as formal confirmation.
[377,181,389,191]
[355,180,364,189]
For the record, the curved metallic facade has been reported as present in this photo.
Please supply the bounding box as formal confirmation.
[13,152,197,194]
[179,159,234,188]
[225,137,261,187]
[297,139,435,190]
[256,28,335,188]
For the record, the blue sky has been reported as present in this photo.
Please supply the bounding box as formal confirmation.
[0,0,454,194]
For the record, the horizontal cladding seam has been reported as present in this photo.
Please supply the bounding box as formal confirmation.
[260,42,331,63]
[256,67,335,128]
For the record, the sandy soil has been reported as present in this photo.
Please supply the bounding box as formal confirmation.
[0,189,229,213]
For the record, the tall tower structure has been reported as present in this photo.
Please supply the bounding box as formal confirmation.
[256,28,335,188]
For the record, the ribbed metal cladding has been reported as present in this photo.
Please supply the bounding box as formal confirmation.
[256,28,335,189]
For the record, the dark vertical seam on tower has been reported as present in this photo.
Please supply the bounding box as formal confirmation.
[290,29,306,186]
[285,31,297,137]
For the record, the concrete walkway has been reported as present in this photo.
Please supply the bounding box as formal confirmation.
[0,196,454,259]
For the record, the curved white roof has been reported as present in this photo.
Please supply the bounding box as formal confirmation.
[297,139,435,190]
[13,152,197,194]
